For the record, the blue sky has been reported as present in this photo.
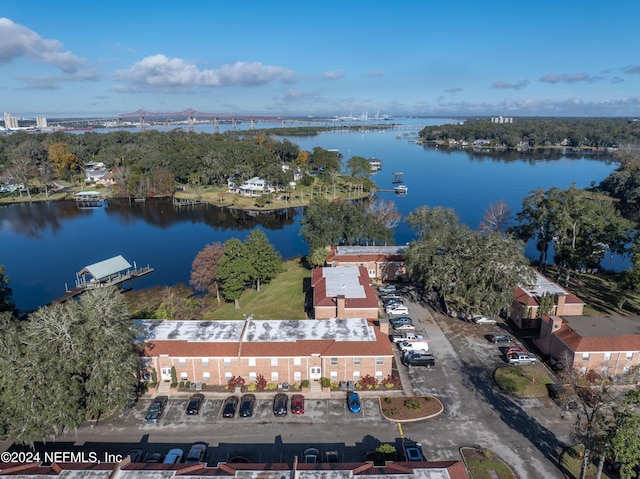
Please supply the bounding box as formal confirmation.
[2,0,640,118]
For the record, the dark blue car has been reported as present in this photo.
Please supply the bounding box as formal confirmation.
[347,391,361,413]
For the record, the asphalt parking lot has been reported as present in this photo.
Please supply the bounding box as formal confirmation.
[6,285,576,477]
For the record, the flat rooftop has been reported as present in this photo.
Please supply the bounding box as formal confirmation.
[321,267,366,298]
[565,315,640,339]
[335,245,408,255]
[137,318,377,343]
[520,271,568,297]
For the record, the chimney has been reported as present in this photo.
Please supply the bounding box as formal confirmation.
[379,317,389,335]
[336,295,346,318]
[556,293,566,315]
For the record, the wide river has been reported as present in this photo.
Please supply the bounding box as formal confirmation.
[0,119,620,311]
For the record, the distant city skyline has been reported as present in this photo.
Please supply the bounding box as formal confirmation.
[2,1,640,118]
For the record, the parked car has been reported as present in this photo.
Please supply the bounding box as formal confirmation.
[272,393,288,416]
[402,441,425,461]
[380,293,401,301]
[387,305,409,316]
[390,332,424,343]
[324,450,339,463]
[291,394,305,415]
[403,352,435,368]
[163,448,184,464]
[389,316,413,327]
[508,352,537,365]
[393,323,416,331]
[126,449,144,463]
[239,393,256,417]
[504,346,527,356]
[347,391,361,413]
[378,285,396,293]
[488,334,511,343]
[145,395,168,423]
[473,316,497,325]
[303,448,320,463]
[184,442,207,464]
[143,452,164,463]
[222,395,239,418]
[186,393,204,415]
[383,298,403,307]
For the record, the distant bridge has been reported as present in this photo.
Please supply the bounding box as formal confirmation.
[118,108,284,122]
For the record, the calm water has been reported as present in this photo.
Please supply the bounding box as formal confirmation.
[0,120,620,311]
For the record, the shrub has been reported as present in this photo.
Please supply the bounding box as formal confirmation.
[359,374,378,390]
[185,381,191,389]
[255,375,267,391]
[321,377,331,388]
[247,383,257,392]
[384,397,393,404]
[227,375,246,390]
[301,379,309,388]
[170,366,177,387]
[179,381,185,389]
[381,374,401,388]
[404,399,422,410]
[266,383,277,390]
[376,444,396,455]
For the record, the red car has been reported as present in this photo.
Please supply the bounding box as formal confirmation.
[291,394,305,414]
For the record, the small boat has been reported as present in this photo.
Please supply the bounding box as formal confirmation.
[394,184,408,195]
[368,158,382,172]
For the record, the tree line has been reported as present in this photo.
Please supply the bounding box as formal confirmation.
[0,129,377,201]
[419,117,640,149]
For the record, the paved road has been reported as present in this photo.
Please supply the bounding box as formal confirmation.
[398,285,574,479]
[4,285,577,478]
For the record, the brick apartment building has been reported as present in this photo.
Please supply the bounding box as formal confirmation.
[311,266,380,319]
[325,245,408,283]
[534,315,640,376]
[510,271,585,329]
[139,318,394,387]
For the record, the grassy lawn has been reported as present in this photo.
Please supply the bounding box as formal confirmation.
[545,266,640,316]
[460,448,517,479]
[559,445,615,479]
[494,365,553,397]
[202,257,310,320]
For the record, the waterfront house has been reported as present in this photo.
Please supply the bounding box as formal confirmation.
[228,176,274,197]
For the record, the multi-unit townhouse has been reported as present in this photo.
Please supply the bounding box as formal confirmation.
[324,245,408,283]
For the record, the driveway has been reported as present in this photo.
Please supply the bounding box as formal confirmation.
[395,285,574,479]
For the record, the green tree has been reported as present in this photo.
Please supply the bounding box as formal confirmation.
[602,390,640,479]
[243,229,283,292]
[217,238,254,309]
[405,205,533,316]
[0,287,139,445]
[0,266,15,315]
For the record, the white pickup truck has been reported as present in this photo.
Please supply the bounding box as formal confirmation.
[398,340,430,352]
[390,333,425,343]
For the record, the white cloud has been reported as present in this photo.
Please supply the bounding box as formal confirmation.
[322,69,345,80]
[113,54,298,90]
[539,72,599,84]
[0,17,86,74]
[492,80,529,90]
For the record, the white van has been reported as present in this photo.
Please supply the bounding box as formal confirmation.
[398,340,429,352]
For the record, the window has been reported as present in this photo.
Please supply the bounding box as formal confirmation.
[579,367,587,375]
[330,371,338,380]
[223,358,231,367]
[294,371,302,381]
[602,366,609,376]
[353,371,361,380]
[224,372,232,381]
[201,358,209,367]
[376,357,384,365]
[604,352,611,361]
[294,357,301,366]
[353,357,361,366]
[375,370,383,379]
[330,357,338,366]
[248,357,256,367]
[271,372,279,382]
[249,372,257,382]
[623,366,631,374]
[626,352,633,360]
[368,269,376,278]
[202,372,210,382]
[582,353,590,361]
[178,358,186,366]
[180,372,188,381]
[271,358,278,366]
